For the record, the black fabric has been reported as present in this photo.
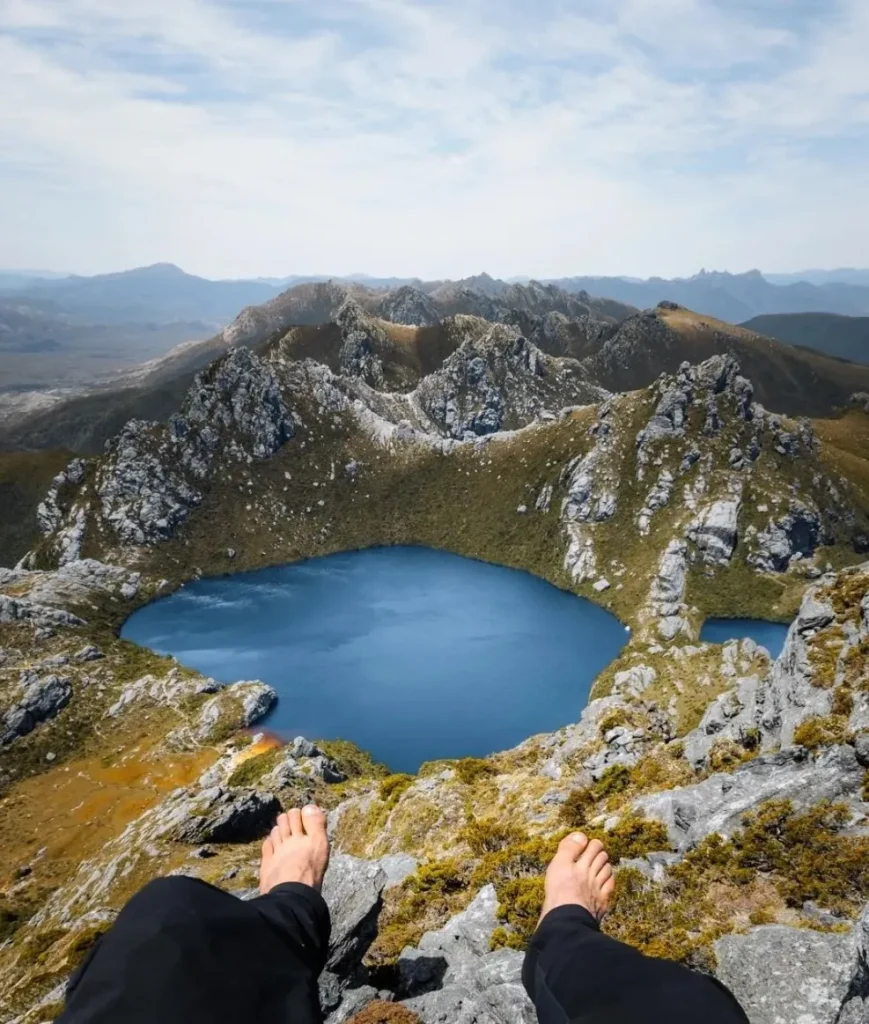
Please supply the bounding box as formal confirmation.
[59,876,749,1024]
[59,876,331,1024]
[522,905,750,1024]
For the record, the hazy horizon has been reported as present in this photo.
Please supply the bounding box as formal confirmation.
[2,0,867,280]
[3,263,869,286]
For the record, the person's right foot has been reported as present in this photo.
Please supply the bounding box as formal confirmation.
[540,833,615,924]
[259,805,330,895]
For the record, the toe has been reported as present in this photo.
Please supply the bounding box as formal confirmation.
[601,876,616,900]
[598,863,614,884]
[288,808,304,836]
[262,836,274,859]
[270,825,281,849]
[302,804,327,835]
[590,849,609,876]
[578,838,605,869]
[554,833,588,864]
[277,812,291,842]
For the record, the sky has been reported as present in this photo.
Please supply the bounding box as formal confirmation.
[0,0,867,280]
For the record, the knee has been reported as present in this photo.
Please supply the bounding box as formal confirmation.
[124,876,219,922]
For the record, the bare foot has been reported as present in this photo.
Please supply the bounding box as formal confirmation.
[259,805,330,895]
[540,833,615,924]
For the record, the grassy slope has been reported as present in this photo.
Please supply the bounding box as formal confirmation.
[742,313,869,365]
[595,306,869,417]
[0,450,71,567]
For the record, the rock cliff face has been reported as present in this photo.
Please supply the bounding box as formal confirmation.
[2,318,869,1023]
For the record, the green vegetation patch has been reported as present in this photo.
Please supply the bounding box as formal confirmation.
[227,748,284,788]
[317,739,390,780]
[793,715,851,750]
[606,799,869,968]
[378,774,415,806]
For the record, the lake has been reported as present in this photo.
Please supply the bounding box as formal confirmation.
[121,546,628,772]
[700,618,790,660]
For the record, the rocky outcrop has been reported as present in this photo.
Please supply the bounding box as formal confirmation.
[398,886,535,1024]
[38,348,296,551]
[36,459,87,564]
[1,673,72,745]
[195,683,277,743]
[25,560,141,610]
[648,540,690,639]
[715,903,869,1024]
[336,300,388,387]
[634,745,864,851]
[688,496,742,565]
[153,786,281,844]
[320,855,389,1014]
[374,287,439,327]
[0,594,85,630]
[749,502,823,573]
[415,325,602,439]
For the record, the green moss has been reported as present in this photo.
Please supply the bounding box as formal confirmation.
[604,867,720,971]
[346,1000,423,1024]
[317,739,389,779]
[593,764,631,800]
[845,639,869,690]
[592,813,671,864]
[793,715,851,750]
[559,788,595,828]
[227,748,283,788]
[378,774,414,806]
[807,626,846,689]
[598,708,631,733]
[453,759,497,786]
[490,925,527,951]
[459,817,525,855]
[825,570,869,625]
[366,858,472,967]
[707,739,755,773]
[606,798,869,968]
[831,687,855,717]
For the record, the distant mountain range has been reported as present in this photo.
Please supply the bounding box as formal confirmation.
[3,264,869,395]
[542,270,869,323]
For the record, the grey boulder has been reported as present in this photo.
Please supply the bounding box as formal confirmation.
[634,746,864,851]
[715,903,869,1024]
[155,786,280,844]
[2,674,72,746]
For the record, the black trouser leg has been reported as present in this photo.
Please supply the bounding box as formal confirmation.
[59,876,331,1024]
[522,906,749,1024]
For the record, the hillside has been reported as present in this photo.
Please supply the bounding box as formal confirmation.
[742,312,869,365]
[0,450,72,567]
[1,331,869,1021]
[589,303,869,416]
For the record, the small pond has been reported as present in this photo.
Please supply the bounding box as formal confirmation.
[700,618,790,660]
[121,546,628,772]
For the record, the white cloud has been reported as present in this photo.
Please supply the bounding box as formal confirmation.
[0,0,866,278]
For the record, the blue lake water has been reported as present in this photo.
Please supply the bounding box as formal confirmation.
[700,618,790,660]
[121,547,628,773]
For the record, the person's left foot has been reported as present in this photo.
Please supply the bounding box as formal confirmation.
[259,806,330,895]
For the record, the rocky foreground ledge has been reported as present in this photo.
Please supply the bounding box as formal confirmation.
[0,558,867,1024]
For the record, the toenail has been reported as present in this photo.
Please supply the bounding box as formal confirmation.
[569,833,586,844]
[302,804,320,815]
